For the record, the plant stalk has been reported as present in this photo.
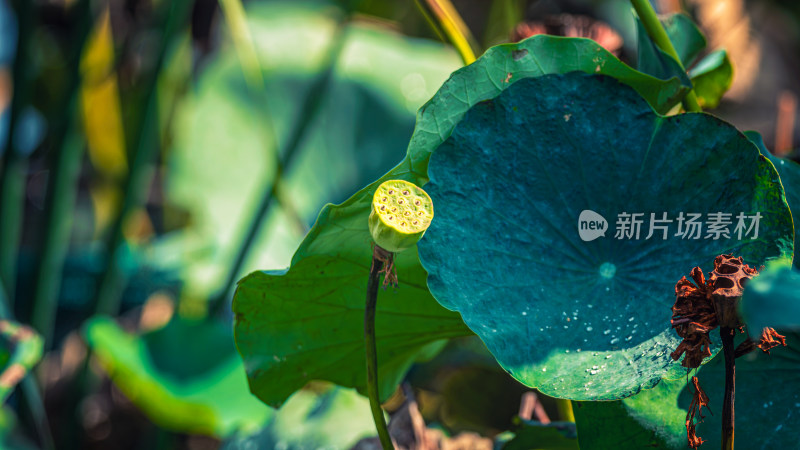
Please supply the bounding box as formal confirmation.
[365,247,393,449]
[721,326,735,450]
[414,0,477,65]
[556,398,575,422]
[30,0,92,348]
[412,0,448,45]
[630,0,701,112]
[0,0,35,304]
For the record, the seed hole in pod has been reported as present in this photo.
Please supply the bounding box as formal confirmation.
[417,211,423,216]
[388,189,394,194]
[716,278,735,289]
[402,190,409,195]
[391,207,397,212]
[387,216,393,221]
[381,197,387,202]
[717,263,739,274]
[414,200,421,205]
[404,211,410,216]
[400,222,406,227]
[398,199,404,204]
[412,220,418,225]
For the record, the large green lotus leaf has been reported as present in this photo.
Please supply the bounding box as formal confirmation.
[404,34,692,179]
[0,321,42,403]
[288,34,696,267]
[222,386,375,450]
[165,1,461,297]
[417,72,793,400]
[574,332,800,449]
[233,251,469,407]
[745,130,800,265]
[234,32,698,407]
[84,316,271,437]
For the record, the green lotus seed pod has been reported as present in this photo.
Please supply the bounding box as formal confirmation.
[369,180,433,253]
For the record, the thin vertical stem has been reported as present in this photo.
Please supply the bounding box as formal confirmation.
[721,327,735,450]
[365,247,393,449]
[556,398,575,422]
[30,125,85,346]
[0,0,34,303]
[412,0,447,43]
[414,0,477,65]
[30,0,92,348]
[630,0,701,112]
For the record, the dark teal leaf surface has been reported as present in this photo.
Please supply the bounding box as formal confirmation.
[418,72,793,400]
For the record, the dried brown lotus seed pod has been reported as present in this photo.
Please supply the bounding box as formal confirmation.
[708,254,759,328]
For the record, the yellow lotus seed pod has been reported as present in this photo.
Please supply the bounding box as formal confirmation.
[369,180,433,252]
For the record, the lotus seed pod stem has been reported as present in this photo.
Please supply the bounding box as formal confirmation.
[369,180,433,253]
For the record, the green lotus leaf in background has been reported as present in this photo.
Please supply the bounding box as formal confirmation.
[233,252,469,407]
[574,332,800,449]
[660,13,706,66]
[222,385,376,450]
[417,72,793,400]
[689,50,733,109]
[84,316,271,437]
[0,321,42,403]
[636,12,733,110]
[636,13,705,78]
[233,32,698,408]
